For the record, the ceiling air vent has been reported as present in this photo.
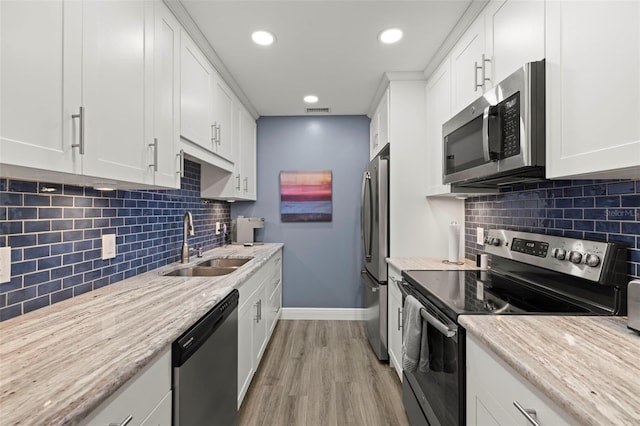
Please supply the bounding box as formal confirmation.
[305,107,331,113]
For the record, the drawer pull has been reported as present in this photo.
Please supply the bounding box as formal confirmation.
[513,401,540,426]
[109,415,133,426]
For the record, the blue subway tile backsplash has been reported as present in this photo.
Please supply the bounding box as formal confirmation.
[0,160,230,321]
[465,179,640,280]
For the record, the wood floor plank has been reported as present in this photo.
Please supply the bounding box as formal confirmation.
[239,320,409,426]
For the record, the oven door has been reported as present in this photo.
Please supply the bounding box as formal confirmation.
[400,282,464,426]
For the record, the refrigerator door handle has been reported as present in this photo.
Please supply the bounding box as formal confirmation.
[361,171,373,261]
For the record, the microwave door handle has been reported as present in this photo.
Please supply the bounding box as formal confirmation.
[482,106,492,162]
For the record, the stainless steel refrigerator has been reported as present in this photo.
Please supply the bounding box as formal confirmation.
[360,144,389,361]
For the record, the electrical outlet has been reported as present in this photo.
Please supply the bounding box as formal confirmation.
[0,246,11,284]
[102,234,116,260]
[215,222,221,235]
[476,227,485,245]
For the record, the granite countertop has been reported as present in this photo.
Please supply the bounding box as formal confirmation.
[0,243,283,426]
[386,257,479,271]
[460,315,640,425]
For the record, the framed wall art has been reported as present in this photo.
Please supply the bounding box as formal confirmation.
[280,170,332,222]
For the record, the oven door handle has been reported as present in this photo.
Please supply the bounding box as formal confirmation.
[397,280,411,298]
[420,308,456,338]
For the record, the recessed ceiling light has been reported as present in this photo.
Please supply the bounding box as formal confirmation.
[379,28,403,44]
[304,95,319,103]
[251,30,275,46]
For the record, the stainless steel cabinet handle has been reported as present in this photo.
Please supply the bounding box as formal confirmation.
[474,54,491,91]
[211,123,216,145]
[513,401,540,426]
[71,106,85,154]
[244,177,248,192]
[258,299,262,321]
[109,415,133,426]
[216,124,221,145]
[397,307,402,331]
[255,301,259,322]
[176,149,184,177]
[149,138,158,172]
[235,174,241,191]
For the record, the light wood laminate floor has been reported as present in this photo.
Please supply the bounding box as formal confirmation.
[239,320,409,426]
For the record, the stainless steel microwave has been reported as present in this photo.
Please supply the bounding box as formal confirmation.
[442,60,545,188]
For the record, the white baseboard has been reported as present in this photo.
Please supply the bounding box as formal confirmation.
[280,308,366,321]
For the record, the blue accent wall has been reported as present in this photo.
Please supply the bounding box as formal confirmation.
[0,160,230,321]
[232,116,370,309]
[465,179,640,280]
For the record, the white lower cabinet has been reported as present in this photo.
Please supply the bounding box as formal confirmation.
[80,348,171,426]
[387,265,403,381]
[237,249,283,408]
[466,334,574,426]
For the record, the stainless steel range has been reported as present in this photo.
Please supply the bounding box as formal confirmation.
[399,229,628,426]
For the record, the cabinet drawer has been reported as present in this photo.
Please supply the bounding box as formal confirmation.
[80,348,171,426]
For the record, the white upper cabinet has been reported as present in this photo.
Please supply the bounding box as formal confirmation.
[545,1,640,179]
[212,76,235,162]
[450,0,544,113]
[425,59,453,196]
[0,0,78,175]
[180,31,215,152]
[484,0,544,85]
[239,109,257,200]
[77,0,153,185]
[152,1,181,188]
[451,17,487,112]
[370,88,390,159]
[1,0,181,189]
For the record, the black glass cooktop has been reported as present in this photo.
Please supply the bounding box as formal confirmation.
[401,269,603,320]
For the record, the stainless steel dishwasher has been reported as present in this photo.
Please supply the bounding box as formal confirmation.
[173,289,239,426]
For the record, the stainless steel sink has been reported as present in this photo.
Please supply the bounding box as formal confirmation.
[196,257,253,268]
[164,266,237,277]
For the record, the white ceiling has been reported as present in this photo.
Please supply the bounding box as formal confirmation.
[179,0,473,117]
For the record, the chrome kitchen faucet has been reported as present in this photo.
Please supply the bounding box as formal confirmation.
[181,211,195,263]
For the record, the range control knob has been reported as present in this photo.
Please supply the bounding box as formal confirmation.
[569,251,583,264]
[552,248,567,260]
[585,253,601,267]
[492,238,501,246]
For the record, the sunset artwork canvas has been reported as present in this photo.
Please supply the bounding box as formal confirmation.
[280,170,332,222]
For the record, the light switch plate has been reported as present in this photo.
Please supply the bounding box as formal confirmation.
[215,222,221,235]
[476,227,484,245]
[102,234,116,260]
[0,246,11,284]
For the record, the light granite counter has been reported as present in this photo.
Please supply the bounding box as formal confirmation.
[460,315,640,425]
[0,243,283,426]
[386,257,479,271]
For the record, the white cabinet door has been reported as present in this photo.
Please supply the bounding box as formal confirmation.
[546,0,640,179]
[451,18,486,112]
[237,293,255,408]
[80,348,171,426]
[152,1,181,188]
[252,284,268,367]
[466,335,574,426]
[425,59,453,196]
[180,31,214,151]
[212,76,235,161]
[485,0,544,85]
[0,0,79,175]
[370,88,390,159]
[80,0,153,185]
[239,109,257,200]
[140,390,172,426]
[387,266,403,381]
